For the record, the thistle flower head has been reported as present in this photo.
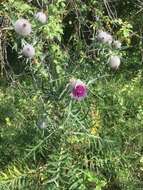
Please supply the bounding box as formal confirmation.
[109,55,121,70]
[97,31,113,45]
[105,33,113,44]
[70,79,87,101]
[22,44,35,58]
[35,12,47,24]
[97,31,107,41]
[113,40,121,49]
[14,18,32,36]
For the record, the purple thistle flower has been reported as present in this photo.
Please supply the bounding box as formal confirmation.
[70,79,87,101]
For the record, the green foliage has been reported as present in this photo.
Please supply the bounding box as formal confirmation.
[0,0,142,189]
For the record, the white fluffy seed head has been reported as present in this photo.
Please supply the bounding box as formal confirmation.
[35,12,47,24]
[109,55,121,70]
[113,40,121,49]
[97,31,113,45]
[22,44,35,58]
[14,18,32,36]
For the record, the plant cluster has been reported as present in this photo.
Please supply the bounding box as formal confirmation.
[0,0,142,190]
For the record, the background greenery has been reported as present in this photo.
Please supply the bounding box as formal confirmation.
[0,0,143,189]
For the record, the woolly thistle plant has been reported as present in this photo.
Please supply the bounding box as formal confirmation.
[35,12,47,24]
[14,18,32,36]
[0,0,140,190]
[22,44,35,58]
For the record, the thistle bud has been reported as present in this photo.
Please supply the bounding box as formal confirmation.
[14,18,32,36]
[22,44,35,58]
[35,12,47,24]
[97,31,113,45]
[38,121,47,129]
[113,40,121,49]
[109,55,121,70]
